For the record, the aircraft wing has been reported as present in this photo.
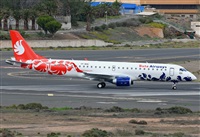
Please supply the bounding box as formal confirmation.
[83,72,129,81]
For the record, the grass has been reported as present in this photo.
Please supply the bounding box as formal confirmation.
[1,41,199,52]
[148,22,166,29]
[50,107,72,111]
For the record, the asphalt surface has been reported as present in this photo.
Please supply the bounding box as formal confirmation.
[0,48,200,111]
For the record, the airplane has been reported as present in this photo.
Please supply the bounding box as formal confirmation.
[6,30,197,90]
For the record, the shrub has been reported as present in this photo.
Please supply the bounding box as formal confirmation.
[156,107,162,111]
[138,120,147,125]
[129,119,137,124]
[17,104,26,109]
[144,18,153,24]
[105,106,124,112]
[115,22,123,27]
[139,17,153,24]
[152,13,163,19]
[0,129,15,137]
[47,132,61,137]
[37,31,46,37]
[94,26,103,31]
[129,119,147,125]
[82,128,113,137]
[155,106,192,115]
[25,103,43,110]
[45,20,62,35]
[6,104,17,109]
[168,106,192,114]
[139,17,146,24]
[108,23,116,29]
[124,20,140,27]
[122,21,128,27]
[100,24,108,30]
[37,15,55,34]
[19,30,29,38]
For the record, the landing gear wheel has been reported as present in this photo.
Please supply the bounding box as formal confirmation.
[97,82,106,89]
[172,86,177,90]
[172,82,177,90]
[102,82,106,88]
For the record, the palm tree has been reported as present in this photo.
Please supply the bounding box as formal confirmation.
[22,9,30,30]
[82,2,95,31]
[12,10,21,30]
[3,10,10,31]
[37,0,58,16]
[29,10,38,30]
[0,10,4,30]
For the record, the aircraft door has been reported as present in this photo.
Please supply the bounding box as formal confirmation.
[169,68,174,76]
[112,65,116,71]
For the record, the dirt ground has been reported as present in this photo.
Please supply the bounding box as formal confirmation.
[1,109,200,137]
[135,26,164,38]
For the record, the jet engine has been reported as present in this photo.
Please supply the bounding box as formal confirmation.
[112,77,133,86]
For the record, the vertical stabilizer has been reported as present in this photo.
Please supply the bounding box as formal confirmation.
[10,30,45,62]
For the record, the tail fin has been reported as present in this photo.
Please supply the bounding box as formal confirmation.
[10,30,45,62]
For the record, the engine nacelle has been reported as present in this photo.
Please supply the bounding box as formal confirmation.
[112,77,133,86]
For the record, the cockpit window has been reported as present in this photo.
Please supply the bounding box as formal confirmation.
[179,68,187,72]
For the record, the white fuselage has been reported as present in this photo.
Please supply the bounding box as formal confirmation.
[22,59,196,83]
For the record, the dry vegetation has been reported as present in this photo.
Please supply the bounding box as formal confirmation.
[0,105,200,137]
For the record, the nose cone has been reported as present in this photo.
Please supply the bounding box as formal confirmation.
[191,74,197,81]
[189,72,197,81]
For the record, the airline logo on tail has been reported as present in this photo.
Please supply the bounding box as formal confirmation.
[14,40,25,55]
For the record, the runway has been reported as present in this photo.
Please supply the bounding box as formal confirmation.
[1,48,200,111]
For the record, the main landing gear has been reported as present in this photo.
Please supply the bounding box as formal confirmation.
[172,82,177,90]
[97,82,106,88]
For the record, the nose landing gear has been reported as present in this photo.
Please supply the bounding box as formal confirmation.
[172,82,177,90]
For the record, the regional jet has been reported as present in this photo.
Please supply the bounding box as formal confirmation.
[6,30,197,90]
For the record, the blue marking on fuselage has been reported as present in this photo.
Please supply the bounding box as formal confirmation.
[183,77,192,81]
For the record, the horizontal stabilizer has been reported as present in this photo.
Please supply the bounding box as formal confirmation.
[5,59,31,66]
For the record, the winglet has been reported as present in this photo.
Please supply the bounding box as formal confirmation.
[10,30,45,62]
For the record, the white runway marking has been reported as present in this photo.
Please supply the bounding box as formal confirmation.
[137,99,167,103]
[97,102,117,104]
[0,66,19,69]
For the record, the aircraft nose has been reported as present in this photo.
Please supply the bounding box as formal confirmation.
[191,74,197,81]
